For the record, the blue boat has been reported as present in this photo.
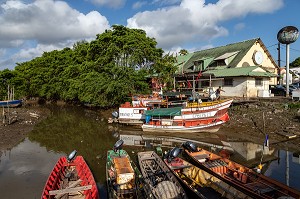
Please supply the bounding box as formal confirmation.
[0,99,22,107]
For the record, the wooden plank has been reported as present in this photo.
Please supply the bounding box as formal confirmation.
[276,131,297,139]
[49,185,92,195]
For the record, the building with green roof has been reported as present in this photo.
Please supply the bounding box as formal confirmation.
[174,38,279,98]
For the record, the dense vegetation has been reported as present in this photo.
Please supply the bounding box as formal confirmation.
[0,25,177,107]
[290,57,300,68]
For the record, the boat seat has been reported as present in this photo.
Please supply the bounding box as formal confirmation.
[49,185,92,196]
[141,156,156,161]
[245,182,276,194]
[194,153,210,162]
[169,165,191,170]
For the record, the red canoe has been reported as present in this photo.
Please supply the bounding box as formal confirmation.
[41,155,99,199]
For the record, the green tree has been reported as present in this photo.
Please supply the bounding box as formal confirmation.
[290,57,300,68]
[150,53,177,91]
[179,49,188,55]
[10,25,166,107]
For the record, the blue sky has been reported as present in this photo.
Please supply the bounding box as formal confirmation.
[0,0,299,70]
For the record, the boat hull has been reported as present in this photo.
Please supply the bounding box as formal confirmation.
[142,112,229,133]
[0,99,22,107]
[41,156,99,199]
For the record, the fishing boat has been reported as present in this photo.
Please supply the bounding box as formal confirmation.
[0,99,22,107]
[137,150,188,199]
[182,141,300,199]
[182,98,233,117]
[142,111,230,133]
[106,140,148,199]
[163,147,251,199]
[41,150,99,199]
[108,97,232,126]
[109,101,151,125]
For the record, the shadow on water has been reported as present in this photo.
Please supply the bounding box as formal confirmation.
[0,105,299,198]
[28,105,117,198]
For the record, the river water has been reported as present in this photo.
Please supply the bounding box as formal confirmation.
[0,105,299,198]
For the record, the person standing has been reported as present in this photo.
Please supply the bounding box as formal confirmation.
[216,86,225,100]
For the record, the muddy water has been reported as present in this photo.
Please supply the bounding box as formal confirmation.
[0,105,299,199]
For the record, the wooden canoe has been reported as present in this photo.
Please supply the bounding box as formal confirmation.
[137,151,188,199]
[182,141,300,199]
[41,155,99,199]
[163,156,224,199]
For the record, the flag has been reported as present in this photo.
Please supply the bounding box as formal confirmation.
[187,81,192,88]
[196,71,202,82]
[264,134,269,148]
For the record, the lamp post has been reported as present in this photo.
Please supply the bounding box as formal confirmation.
[277,26,299,97]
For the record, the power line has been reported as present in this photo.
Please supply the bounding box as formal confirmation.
[266,43,278,48]
[290,47,300,52]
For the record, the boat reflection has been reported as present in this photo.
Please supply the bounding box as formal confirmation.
[108,126,278,169]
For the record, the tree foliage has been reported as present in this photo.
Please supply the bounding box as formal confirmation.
[290,57,300,68]
[0,25,176,107]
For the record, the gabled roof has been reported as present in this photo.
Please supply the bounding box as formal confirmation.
[183,38,257,73]
[203,66,277,77]
[175,53,194,73]
[174,38,278,74]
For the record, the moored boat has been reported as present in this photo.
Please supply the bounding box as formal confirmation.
[109,97,233,126]
[106,140,148,199]
[41,150,99,199]
[0,99,22,107]
[163,147,250,199]
[182,98,233,118]
[142,112,230,133]
[137,150,188,199]
[182,141,300,199]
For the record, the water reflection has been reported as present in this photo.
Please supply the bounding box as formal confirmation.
[0,105,299,198]
[28,106,117,184]
[116,129,277,167]
[0,138,63,199]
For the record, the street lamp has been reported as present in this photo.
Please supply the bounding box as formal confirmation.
[277,26,299,97]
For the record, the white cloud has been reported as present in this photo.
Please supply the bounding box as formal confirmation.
[127,0,284,50]
[0,0,110,69]
[90,0,126,9]
[0,0,110,45]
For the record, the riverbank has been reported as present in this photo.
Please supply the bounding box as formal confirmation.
[1,99,300,153]
[0,105,50,151]
[220,99,300,152]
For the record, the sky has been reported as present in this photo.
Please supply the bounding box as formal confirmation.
[0,0,300,70]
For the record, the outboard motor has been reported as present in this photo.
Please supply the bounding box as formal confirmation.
[182,141,197,152]
[113,139,124,152]
[166,147,182,163]
[67,150,77,162]
[112,111,119,119]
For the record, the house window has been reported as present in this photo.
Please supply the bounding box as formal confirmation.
[224,78,233,86]
[255,78,263,86]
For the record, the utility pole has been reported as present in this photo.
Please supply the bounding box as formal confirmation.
[277,42,281,68]
[277,43,281,85]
